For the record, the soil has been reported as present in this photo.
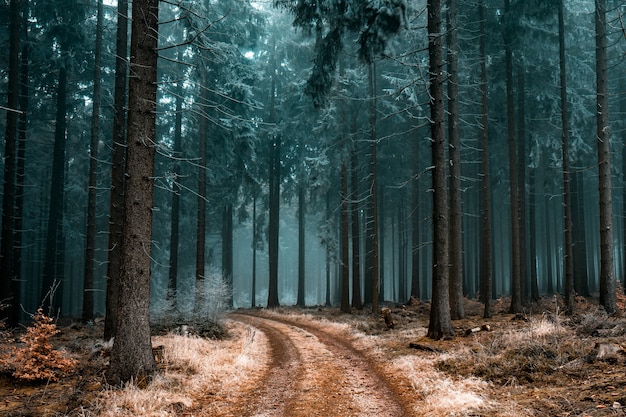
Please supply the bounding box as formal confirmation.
[1,296,625,417]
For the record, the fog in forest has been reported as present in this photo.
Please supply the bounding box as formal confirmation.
[1,0,625,325]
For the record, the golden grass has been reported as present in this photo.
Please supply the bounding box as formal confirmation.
[92,321,267,417]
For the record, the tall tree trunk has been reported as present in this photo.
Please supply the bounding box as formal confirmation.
[104,0,129,341]
[267,134,281,307]
[12,3,29,326]
[595,0,616,314]
[529,160,540,301]
[351,143,363,309]
[447,0,464,320]
[379,186,385,302]
[559,0,575,315]
[168,88,183,310]
[0,0,20,327]
[195,78,208,312]
[107,0,159,385]
[427,0,454,340]
[479,0,493,318]
[297,185,306,306]
[504,0,522,314]
[325,191,332,307]
[83,0,104,323]
[517,69,527,305]
[368,61,380,314]
[340,162,351,313]
[410,134,421,301]
[41,66,68,315]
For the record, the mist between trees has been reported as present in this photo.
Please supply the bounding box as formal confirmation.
[1,0,625,332]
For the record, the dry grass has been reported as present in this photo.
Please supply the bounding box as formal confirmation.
[91,321,267,417]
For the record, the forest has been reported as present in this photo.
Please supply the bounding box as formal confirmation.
[1,0,626,414]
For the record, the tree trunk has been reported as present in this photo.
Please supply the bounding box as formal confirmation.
[11,4,29,326]
[267,133,281,307]
[559,0,575,315]
[104,0,129,341]
[297,185,306,306]
[516,69,527,305]
[252,194,257,308]
[168,88,183,310]
[351,142,363,309]
[447,0,464,320]
[107,0,159,385]
[195,75,208,312]
[595,0,616,314]
[368,61,380,315]
[41,65,68,316]
[479,0,493,319]
[83,0,103,323]
[0,0,20,327]
[222,203,233,307]
[410,133,421,301]
[427,0,454,340]
[340,162,351,314]
[325,191,332,307]
[504,0,522,314]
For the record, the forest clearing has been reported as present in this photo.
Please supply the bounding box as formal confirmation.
[1,296,625,417]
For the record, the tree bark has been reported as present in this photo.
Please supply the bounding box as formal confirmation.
[479,0,493,319]
[297,185,306,306]
[104,0,129,341]
[107,0,159,385]
[504,0,522,314]
[0,0,20,327]
[41,65,68,316]
[340,162,351,314]
[351,141,363,309]
[595,0,616,314]
[83,0,103,323]
[447,0,464,320]
[222,203,233,307]
[559,0,575,315]
[368,61,380,315]
[427,0,454,340]
[168,87,183,310]
[195,75,208,312]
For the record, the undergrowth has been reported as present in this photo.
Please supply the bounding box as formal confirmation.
[0,308,78,382]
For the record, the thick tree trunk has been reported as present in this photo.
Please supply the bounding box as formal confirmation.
[427,0,454,340]
[107,0,159,385]
[325,191,332,307]
[595,0,616,314]
[104,0,129,341]
[410,134,421,301]
[41,66,68,315]
[559,0,575,315]
[447,0,464,320]
[83,0,103,323]
[251,194,257,308]
[0,0,20,327]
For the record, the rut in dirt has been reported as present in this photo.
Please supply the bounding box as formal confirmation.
[229,312,412,417]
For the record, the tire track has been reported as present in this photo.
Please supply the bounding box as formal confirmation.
[229,312,411,417]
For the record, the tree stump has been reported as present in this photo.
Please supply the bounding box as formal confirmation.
[381,307,395,329]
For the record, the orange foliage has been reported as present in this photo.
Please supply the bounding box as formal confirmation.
[0,308,77,382]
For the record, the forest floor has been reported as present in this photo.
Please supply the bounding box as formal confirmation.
[1,295,626,417]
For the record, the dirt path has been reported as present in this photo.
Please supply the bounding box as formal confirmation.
[228,312,411,417]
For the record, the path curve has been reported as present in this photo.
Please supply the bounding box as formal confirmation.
[228,312,412,417]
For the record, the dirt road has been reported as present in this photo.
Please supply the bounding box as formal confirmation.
[228,312,413,417]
